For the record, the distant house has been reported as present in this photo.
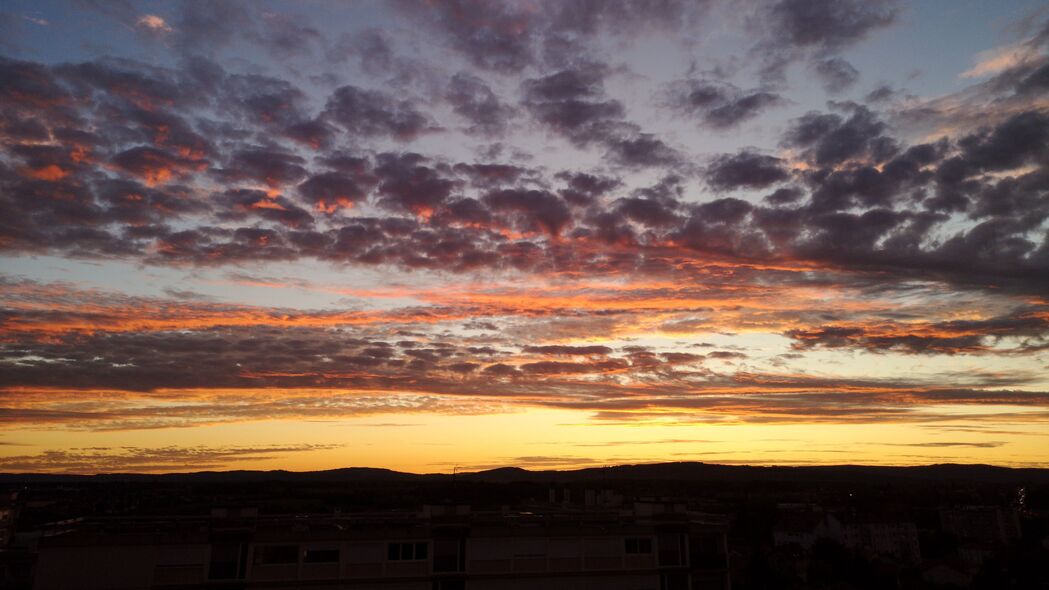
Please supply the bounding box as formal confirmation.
[773,506,920,564]
[939,506,1021,545]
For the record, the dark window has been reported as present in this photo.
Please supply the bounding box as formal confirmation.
[388,542,428,561]
[657,533,684,566]
[303,548,340,563]
[433,537,466,572]
[255,545,298,565]
[625,537,653,554]
[208,542,245,580]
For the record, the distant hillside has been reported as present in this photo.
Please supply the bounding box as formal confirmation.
[2,461,1048,485]
[0,466,427,484]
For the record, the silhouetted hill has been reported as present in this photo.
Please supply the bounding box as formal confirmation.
[0,466,429,484]
[463,462,1049,484]
[2,461,1048,485]
[461,466,536,483]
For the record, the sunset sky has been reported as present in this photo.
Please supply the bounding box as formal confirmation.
[1,0,1048,474]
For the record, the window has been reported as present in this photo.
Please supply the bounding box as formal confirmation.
[255,545,298,565]
[657,533,685,566]
[208,542,246,580]
[388,542,428,561]
[433,537,465,573]
[303,548,340,563]
[625,537,653,554]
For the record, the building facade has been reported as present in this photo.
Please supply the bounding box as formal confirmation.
[34,506,730,590]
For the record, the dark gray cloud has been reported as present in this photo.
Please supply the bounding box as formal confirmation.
[373,152,458,215]
[787,308,1049,355]
[664,79,784,129]
[298,171,374,214]
[521,64,625,145]
[707,151,791,191]
[762,0,898,52]
[523,345,613,356]
[394,0,709,72]
[753,0,899,83]
[220,147,308,186]
[783,103,897,166]
[484,189,572,236]
[812,57,860,93]
[215,189,314,228]
[1,25,1048,299]
[445,72,517,136]
[522,64,680,168]
[324,85,436,140]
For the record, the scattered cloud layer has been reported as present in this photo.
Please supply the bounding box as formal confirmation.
[1,0,1048,469]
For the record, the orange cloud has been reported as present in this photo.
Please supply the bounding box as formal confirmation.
[20,164,69,181]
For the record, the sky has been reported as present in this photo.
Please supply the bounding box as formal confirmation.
[0,0,1048,474]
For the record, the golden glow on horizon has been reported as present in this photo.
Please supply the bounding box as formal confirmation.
[3,409,1047,474]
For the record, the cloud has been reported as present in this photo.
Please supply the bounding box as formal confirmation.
[0,17,1048,373]
[327,28,435,88]
[521,64,681,168]
[884,441,1006,448]
[0,444,339,474]
[220,147,307,187]
[252,11,322,59]
[522,345,613,356]
[762,0,898,52]
[707,150,791,191]
[753,0,899,82]
[786,308,1049,355]
[172,0,253,54]
[812,57,860,93]
[394,0,709,72]
[323,85,436,140]
[521,64,625,146]
[0,66,1046,296]
[484,189,572,236]
[215,189,315,228]
[136,14,172,33]
[1,276,1046,432]
[446,72,517,136]
[663,79,784,129]
[110,146,209,186]
[782,102,897,166]
[961,41,1041,78]
[298,171,373,214]
[891,19,1049,140]
[373,152,457,216]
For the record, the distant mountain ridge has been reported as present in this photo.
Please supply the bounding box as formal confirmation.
[2,461,1048,484]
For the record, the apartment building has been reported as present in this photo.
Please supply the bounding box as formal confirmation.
[33,505,730,590]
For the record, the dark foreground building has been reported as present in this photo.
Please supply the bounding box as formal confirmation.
[32,504,730,590]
